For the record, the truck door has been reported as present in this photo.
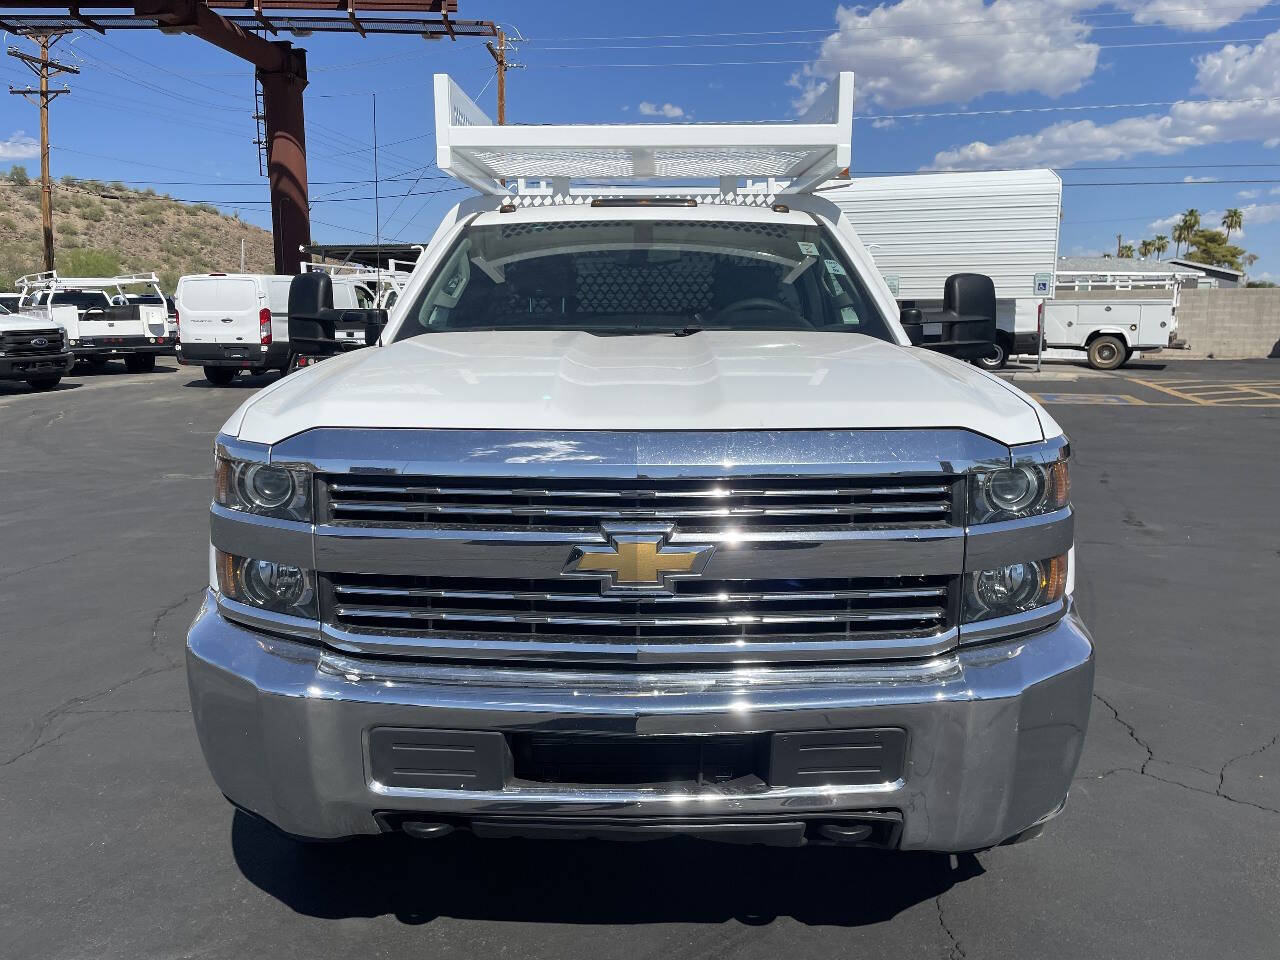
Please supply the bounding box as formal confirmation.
[178,277,261,348]
[1041,301,1079,348]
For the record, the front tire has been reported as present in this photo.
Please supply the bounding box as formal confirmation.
[125,354,157,373]
[26,374,62,391]
[974,338,1008,371]
[1087,335,1126,371]
[203,366,237,386]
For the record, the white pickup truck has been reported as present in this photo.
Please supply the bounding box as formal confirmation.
[187,73,1094,853]
[17,271,174,372]
[0,301,74,390]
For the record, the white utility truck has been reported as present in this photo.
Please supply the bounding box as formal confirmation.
[17,271,174,372]
[1045,268,1189,370]
[187,73,1093,853]
[0,300,74,390]
[175,272,377,384]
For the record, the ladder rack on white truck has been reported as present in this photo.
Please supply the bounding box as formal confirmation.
[433,71,853,197]
[16,271,174,371]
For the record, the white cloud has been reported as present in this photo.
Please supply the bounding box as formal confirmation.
[928,29,1280,169]
[638,101,684,118]
[791,0,1100,111]
[1183,175,1217,182]
[1238,190,1260,198]
[0,131,38,160]
[1120,0,1271,32]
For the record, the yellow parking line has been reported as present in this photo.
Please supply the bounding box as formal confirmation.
[1133,379,1211,404]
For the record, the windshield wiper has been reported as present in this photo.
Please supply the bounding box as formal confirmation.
[670,324,704,337]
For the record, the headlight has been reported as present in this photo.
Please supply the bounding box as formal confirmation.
[963,554,1067,623]
[970,445,1069,524]
[215,454,311,522]
[215,550,317,618]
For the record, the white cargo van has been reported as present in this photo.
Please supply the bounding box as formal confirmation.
[177,273,377,385]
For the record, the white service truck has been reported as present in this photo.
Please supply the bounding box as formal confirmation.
[17,271,174,372]
[186,72,1093,853]
[1044,270,1187,370]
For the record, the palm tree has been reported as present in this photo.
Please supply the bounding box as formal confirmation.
[1171,223,1189,257]
[1222,207,1243,240]
[1118,242,1135,259]
[1180,208,1201,238]
[1138,239,1153,258]
[1153,235,1169,259]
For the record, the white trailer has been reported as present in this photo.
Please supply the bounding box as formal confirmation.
[817,170,1062,368]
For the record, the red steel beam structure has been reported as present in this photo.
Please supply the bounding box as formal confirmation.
[135,0,311,271]
[0,1,490,273]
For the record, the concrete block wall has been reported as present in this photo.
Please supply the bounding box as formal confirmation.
[1173,289,1280,359]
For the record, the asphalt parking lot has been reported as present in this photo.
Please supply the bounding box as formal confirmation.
[2,357,1278,959]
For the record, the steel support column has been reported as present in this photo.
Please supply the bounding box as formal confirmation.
[258,48,309,274]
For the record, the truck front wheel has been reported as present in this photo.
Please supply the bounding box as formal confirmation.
[26,374,62,391]
[974,335,1009,371]
[1087,335,1127,371]
[204,366,238,386]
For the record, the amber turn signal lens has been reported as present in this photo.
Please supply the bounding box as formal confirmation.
[1047,459,1070,510]
[1043,553,1069,603]
[215,548,238,596]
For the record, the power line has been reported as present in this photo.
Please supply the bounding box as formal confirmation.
[529,16,1280,50]
[518,3,1277,40]
[534,35,1277,68]
[866,95,1280,121]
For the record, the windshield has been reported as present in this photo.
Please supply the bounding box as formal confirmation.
[394,217,893,341]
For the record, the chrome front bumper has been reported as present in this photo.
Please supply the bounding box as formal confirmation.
[187,590,1095,851]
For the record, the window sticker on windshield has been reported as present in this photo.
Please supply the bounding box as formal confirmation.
[796,241,819,257]
[824,259,847,276]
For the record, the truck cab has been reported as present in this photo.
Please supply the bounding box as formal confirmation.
[187,73,1093,853]
[0,300,74,391]
[17,271,174,372]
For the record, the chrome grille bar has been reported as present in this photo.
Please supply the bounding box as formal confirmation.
[333,584,947,604]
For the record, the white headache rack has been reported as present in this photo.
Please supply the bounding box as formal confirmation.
[434,72,854,197]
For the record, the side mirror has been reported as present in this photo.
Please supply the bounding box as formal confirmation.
[899,307,925,345]
[909,273,998,361]
[287,273,340,357]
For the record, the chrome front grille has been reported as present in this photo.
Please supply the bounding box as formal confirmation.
[325,573,954,644]
[1,328,65,355]
[322,474,956,531]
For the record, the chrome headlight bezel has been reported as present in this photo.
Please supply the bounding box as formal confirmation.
[215,453,312,522]
[215,549,317,619]
[962,554,1069,624]
[969,439,1070,524]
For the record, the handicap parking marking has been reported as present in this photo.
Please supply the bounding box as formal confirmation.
[1031,392,1148,405]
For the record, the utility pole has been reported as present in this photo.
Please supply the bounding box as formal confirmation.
[485,28,523,125]
[486,28,508,124]
[8,33,77,273]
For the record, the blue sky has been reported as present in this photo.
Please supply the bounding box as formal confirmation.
[2,0,1277,280]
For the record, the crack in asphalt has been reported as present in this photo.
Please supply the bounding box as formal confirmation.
[1092,693,1154,774]
[1218,733,1279,810]
[1,588,199,767]
[935,890,966,960]
[1084,693,1279,816]
[0,546,97,583]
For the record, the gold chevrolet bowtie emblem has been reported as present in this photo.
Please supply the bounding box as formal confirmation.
[563,527,715,594]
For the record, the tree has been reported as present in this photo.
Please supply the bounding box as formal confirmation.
[1138,239,1154,258]
[9,164,28,185]
[1153,235,1169,259]
[1182,228,1245,271]
[1171,222,1189,257]
[1118,242,1135,258]
[1180,208,1201,234]
[57,247,121,277]
[1221,207,1243,240]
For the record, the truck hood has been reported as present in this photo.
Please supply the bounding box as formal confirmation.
[0,312,60,332]
[229,331,1050,447]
